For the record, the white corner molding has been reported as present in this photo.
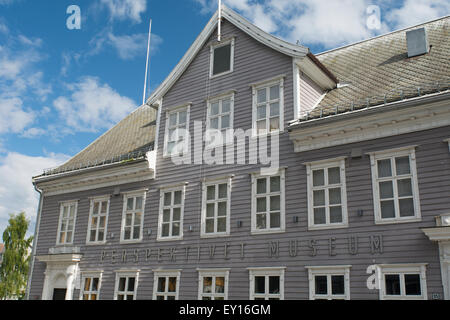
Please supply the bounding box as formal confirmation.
[294,57,336,90]
[289,92,450,153]
[444,138,450,152]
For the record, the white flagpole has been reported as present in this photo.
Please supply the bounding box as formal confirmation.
[218,0,222,42]
[143,18,152,105]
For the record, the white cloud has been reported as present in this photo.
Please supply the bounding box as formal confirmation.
[107,31,163,60]
[99,0,147,23]
[386,0,450,29]
[0,97,34,134]
[53,76,137,133]
[0,152,69,237]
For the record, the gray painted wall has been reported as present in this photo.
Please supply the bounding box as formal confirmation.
[29,19,449,300]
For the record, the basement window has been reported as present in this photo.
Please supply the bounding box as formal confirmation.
[210,38,234,78]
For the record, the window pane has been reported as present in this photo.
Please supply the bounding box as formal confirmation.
[205,219,214,233]
[218,184,227,198]
[84,278,91,291]
[257,105,266,120]
[381,200,395,218]
[119,278,126,291]
[210,117,219,129]
[207,185,216,200]
[179,111,187,124]
[331,275,345,295]
[135,197,143,210]
[313,170,324,186]
[216,277,225,293]
[257,198,266,212]
[203,277,212,293]
[163,209,171,222]
[221,115,230,128]
[168,277,177,292]
[206,203,215,217]
[173,208,181,221]
[218,202,227,216]
[397,179,412,197]
[217,217,226,232]
[213,44,231,75]
[405,274,421,295]
[255,276,265,294]
[314,208,326,224]
[270,102,279,117]
[157,277,166,292]
[315,276,327,295]
[269,85,279,100]
[172,222,180,236]
[385,275,401,295]
[257,89,266,103]
[269,117,279,132]
[330,206,343,223]
[257,178,266,194]
[270,196,280,211]
[211,102,219,116]
[269,276,280,294]
[222,99,231,113]
[379,181,394,199]
[313,190,325,206]
[270,176,280,193]
[328,167,341,184]
[256,213,266,229]
[270,212,280,228]
[127,277,135,292]
[127,198,134,210]
[92,278,99,291]
[329,188,341,205]
[257,120,266,134]
[163,192,171,206]
[101,202,108,213]
[93,202,99,214]
[377,159,392,178]
[169,113,177,126]
[399,198,415,217]
[395,156,411,175]
[173,191,182,205]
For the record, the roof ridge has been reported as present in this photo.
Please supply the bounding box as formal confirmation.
[316,15,449,57]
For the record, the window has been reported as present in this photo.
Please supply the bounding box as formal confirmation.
[306,266,351,300]
[198,269,229,300]
[57,201,77,245]
[201,178,231,237]
[153,270,181,300]
[120,191,146,243]
[164,105,190,157]
[249,267,285,300]
[206,93,234,145]
[86,196,109,244]
[114,271,139,300]
[377,264,427,300]
[306,158,348,230]
[370,146,421,224]
[252,76,284,136]
[210,38,234,78]
[158,186,185,241]
[80,272,102,300]
[251,169,285,234]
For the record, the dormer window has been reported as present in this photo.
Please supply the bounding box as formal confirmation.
[210,38,234,78]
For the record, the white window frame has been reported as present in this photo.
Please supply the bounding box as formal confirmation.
[377,263,428,300]
[197,268,230,300]
[120,190,147,244]
[157,185,185,241]
[56,200,78,245]
[248,267,285,300]
[444,138,450,152]
[251,75,285,137]
[114,270,140,300]
[369,146,421,224]
[209,38,235,79]
[163,104,190,158]
[251,169,285,234]
[205,92,235,146]
[79,271,103,300]
[86,196,110,245]
[153,270,181,300]
[306,157,348,230]
[306,265,351,300]
[201,177,232,238]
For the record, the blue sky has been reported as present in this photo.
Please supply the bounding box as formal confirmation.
[0,0,449,238]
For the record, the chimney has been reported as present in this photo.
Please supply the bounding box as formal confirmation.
[406,27,429,58]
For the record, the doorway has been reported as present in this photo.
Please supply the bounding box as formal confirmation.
[52,288,67,300]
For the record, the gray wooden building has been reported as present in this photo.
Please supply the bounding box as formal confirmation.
[27,6,450,300]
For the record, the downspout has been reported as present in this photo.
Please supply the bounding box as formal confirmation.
[25,181,44,300]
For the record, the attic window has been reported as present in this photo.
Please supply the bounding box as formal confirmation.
[210,38,234,78]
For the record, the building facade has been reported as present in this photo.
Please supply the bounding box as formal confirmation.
[27,7,450,300]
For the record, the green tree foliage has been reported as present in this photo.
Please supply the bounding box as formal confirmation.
[0,212,33,300]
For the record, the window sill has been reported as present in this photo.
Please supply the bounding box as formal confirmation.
[200,232,230,239]
[308,223,349,231]
[156,236,184,242]
[251,129,286,140]
[85,241,107,246]
[375,217,422,225]
[251,229,285,235]
[119,239,143,245]
[210,70,233,79]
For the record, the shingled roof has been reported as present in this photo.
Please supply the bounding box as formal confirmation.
[46,104,156,175]
[303,15,449,121]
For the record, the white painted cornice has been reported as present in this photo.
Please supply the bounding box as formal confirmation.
[422,227,450,241]
[289,92,450,152]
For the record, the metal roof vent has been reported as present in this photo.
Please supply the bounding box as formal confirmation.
[406,27,429,57]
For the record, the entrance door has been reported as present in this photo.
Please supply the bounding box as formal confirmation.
[53,288,67,300]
